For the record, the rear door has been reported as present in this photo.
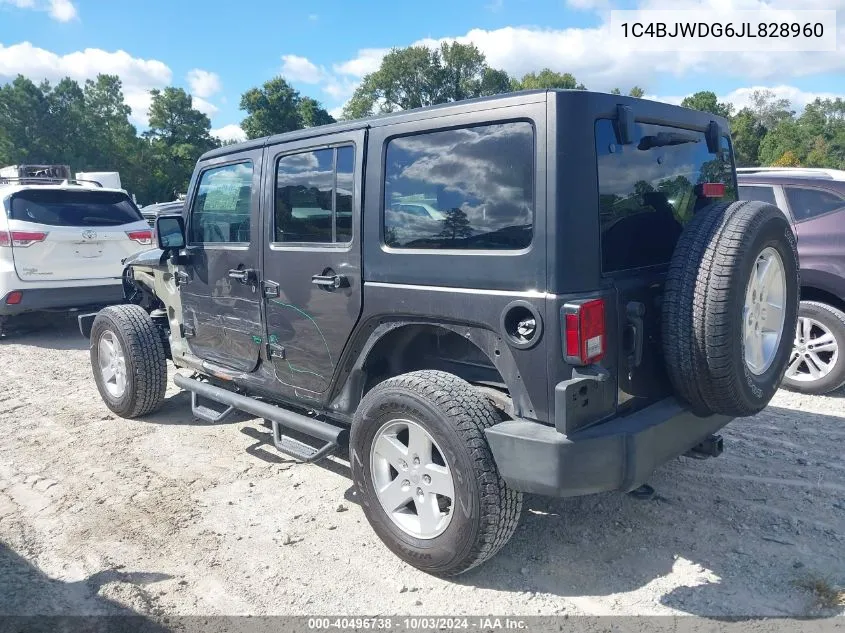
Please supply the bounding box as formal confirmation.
[180,152,263,373]
[594,118,737,410]
[260,131,365,399]
[7,189,151,282]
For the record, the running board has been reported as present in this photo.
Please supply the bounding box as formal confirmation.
[174,374,348,462]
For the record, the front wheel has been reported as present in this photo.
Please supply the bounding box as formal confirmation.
[90,304,167,418]
[782,301,845,395]
[350,370,522,576]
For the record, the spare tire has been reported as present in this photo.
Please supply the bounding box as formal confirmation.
[662,200,799,417]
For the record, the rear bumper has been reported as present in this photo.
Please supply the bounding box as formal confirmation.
[485,397,732,497]
[0,284,124,316]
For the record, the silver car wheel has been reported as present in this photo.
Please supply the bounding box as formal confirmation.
[370,418,455,540]
[785,317,839,382]
[743,247,787,376]
[98,330,127,398]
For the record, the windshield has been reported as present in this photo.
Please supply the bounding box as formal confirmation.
[9,189,143,227]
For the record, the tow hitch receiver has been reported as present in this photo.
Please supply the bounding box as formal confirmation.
[684,434,724,459]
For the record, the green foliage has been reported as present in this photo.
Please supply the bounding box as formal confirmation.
[342,42,513,119]
[628,86,645,98]
[240,76,334,138]
[680,91,734,118]
[514,68,585,91]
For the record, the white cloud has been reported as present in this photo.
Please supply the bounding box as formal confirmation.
[211,124,247,143]
[48,0,75,21]
[186,68,221,99]
[308,13,318,21]
[281,54,326,84]
[333,48,389,78]
[0,42,172,126]
[0,0,77,21]
[650,85,845,114]
[192,96,218,117]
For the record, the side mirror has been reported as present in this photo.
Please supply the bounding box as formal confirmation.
[155,214,186,251]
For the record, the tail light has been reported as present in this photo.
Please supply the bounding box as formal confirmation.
[0,231,48,248]
[126,230,153,245]
[563,298,606,365]
[4,291,23,305]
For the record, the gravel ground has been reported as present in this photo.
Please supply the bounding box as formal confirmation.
[0,314,843,620]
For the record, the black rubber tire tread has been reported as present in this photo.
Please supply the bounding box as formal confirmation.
[782,300,845,395]
[663,200,744,415]
[663,200,799,417]
[351,370,522,576]
[90,304,167,418]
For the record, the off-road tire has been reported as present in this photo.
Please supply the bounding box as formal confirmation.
[782,300,845,395]
[663,200,799,417]
[350,370,522,576]
[90,304,167,418]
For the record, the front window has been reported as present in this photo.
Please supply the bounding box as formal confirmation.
[189,162,253,244]
[596,119,736,272]
[383,121,534,250]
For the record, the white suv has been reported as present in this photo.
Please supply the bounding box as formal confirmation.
[1,182,152,334]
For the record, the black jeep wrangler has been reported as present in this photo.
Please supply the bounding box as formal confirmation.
[83,90,799,576]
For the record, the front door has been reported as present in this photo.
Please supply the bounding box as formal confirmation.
[181,151,264,373]
[261,132,365,398]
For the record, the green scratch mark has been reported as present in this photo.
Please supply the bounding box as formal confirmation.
[267,300,333,382]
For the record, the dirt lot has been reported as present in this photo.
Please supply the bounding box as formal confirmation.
[0,315,843,620]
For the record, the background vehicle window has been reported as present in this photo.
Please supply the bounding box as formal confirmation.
[9,190,143,227]
[738,185,777,206]
[189,162,253,243]
[784,186,845,222]
[275,145,354,243]
[596,119,736,272]
[383,121,534,250]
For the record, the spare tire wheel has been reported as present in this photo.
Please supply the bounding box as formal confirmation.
[663,200,799,417]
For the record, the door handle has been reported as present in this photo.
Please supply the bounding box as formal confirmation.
[311,274,347,289]
[175,270,190,286]
[228,268,256,283]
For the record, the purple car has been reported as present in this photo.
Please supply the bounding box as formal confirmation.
[738,167,845,394]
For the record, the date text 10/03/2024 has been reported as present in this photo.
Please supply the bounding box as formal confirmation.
[307,617,528,630]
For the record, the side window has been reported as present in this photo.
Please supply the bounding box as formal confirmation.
[738,185,777,206]
[274,145,355,244]
[784,186,845,222]
[190,162,253,244]
[383,121,534,250]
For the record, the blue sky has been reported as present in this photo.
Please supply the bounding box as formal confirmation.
[1,0,843,142]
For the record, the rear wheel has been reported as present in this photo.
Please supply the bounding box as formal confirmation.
[350,370,522,576]
[782,301,845,395]
[90,304,167,418]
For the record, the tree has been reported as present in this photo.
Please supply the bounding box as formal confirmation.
[438,208,473,242]
[240,77,334,138]
[514,68,585,91]
[758,119,804,166]
[680,90,734,118]
[772,150,801,167]
[749,89,794,130]
[342,42,512,119]
[144,87,218,201]
[628,86,645,98]
[730,108,766,167]
[610,88,622,95]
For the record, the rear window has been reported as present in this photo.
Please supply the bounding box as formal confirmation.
[9,189,143,227]
[739,185,777,206]
[596,119,736,272]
